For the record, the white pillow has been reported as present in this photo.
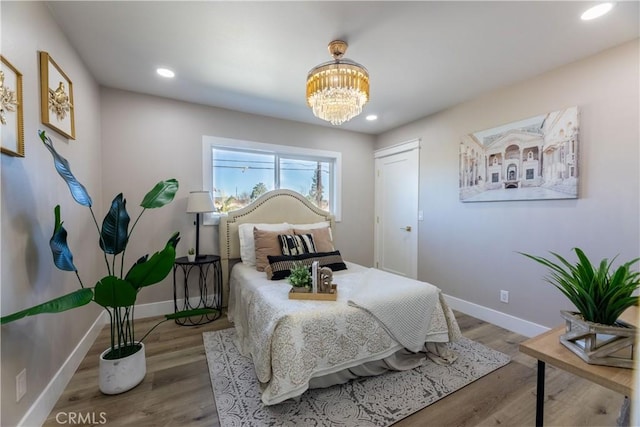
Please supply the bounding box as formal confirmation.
[290,221,333,241]
[238,223,291,266]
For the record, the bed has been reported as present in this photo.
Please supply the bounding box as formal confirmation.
[219,189,462,405]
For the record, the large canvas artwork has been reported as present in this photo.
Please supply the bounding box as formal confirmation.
[459,106,579,202]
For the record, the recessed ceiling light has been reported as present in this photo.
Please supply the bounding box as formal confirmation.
[366,114,378,121]
[156,68,175,78]
[581,3,614,20]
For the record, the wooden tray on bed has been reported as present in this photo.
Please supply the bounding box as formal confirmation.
[288,284,338,301]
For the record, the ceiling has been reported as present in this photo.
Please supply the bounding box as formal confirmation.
[46,1,639,135]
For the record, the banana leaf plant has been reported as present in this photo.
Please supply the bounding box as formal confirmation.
[1,131,217,359]
[520,248,639,325]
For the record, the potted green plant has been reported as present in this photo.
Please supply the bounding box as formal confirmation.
[1,131,216,394]
[187,248,196,262]
[288,262,312,292]
[521,247,639,367]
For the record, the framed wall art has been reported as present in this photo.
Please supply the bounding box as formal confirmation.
[1,55,25,157]
[459,106,579,202]
[40,51,75,140]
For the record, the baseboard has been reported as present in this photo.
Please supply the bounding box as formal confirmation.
[18,311,108,427]
[443,294,549,338]
[133,299,177,319]
[17,298,193,427]
[21,295,536,426]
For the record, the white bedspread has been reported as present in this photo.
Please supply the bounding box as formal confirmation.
[347,268,440,352]
[228,262,461,405]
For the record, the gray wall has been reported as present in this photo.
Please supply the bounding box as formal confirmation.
[99,87,377,305]
[2,4,375,425]
[2,2,638,425]
[1,2,103,426]
[375,39,640,328]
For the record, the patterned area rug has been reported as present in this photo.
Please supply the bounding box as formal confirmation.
[203,328,510,427]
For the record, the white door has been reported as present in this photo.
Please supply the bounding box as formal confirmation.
[374,140,420,279]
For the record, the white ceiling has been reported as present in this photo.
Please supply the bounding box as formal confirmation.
[47,1,639,135]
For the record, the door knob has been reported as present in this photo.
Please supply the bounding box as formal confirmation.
[401,226,412,232]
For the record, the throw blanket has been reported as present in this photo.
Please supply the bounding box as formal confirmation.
[347,269,440,352]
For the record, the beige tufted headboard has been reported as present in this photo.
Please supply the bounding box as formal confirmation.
[219,189,334,306]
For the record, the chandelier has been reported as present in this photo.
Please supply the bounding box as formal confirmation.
[306,40,370,125]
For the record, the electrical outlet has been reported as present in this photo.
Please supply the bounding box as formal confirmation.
[16,369,26,402]
[500,290,509,304]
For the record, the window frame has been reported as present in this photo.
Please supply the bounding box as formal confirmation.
[202,135,342,224]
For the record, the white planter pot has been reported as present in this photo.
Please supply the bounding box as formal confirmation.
[99,342,146,395]
[187,254,196,262]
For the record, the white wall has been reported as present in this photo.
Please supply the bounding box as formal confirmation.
[375,39,640,329]
[1,2,103,426]
[99,88,376,305]
[2,3,637,424]
[1,4,375,422]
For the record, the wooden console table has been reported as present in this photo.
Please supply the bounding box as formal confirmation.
[519,307,637,426]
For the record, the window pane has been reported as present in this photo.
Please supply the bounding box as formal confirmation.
[212,149,274,212]
[280,158,331,211]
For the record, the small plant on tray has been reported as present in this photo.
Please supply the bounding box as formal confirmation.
[288,262,312,291]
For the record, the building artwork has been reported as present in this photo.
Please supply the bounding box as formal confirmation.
[459,107,579,202]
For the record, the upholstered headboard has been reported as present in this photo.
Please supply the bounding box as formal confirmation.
[219,189,334,305]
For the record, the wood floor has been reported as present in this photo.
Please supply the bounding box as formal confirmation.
[43,311,625,426]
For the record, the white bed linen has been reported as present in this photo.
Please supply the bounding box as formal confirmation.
[228,261,461,405]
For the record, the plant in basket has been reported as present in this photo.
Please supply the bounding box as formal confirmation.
[520,247,639,368]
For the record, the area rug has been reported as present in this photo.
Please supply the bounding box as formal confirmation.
[203,328,510,427]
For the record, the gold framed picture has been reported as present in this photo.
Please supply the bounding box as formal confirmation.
[1,55,25,157]
[40,51,75,140]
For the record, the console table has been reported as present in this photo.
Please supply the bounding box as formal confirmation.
[172,255,222,325]
[520,307,636,426]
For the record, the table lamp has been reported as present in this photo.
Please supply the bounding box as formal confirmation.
[186,191,215,259]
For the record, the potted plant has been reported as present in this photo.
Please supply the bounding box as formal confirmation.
[521,247,639,367]
[1,131,216,394]
[288,262,312,292]
[187,248,196,262]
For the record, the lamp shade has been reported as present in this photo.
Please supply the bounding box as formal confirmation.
[186,191,215,213]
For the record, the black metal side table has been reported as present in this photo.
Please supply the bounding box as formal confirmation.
[172,255,222,325]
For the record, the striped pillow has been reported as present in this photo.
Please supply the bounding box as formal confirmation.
[265,251,348,280]
[278,234,316,256]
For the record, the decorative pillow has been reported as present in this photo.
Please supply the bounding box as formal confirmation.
[254,227,293,272]
[278,233,316,256]
[290,221,333,241]
[238,223,291,266]
[265,251,347,280]
[294,227,334,252]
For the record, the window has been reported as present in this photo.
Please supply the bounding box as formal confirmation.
[202,136,341,222]
[526,168,534,180]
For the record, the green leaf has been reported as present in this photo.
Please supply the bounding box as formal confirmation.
[99,193,130,255]
[49,205,76,272]
[94,276,137,308]
[39,130,92,207]
[1,288,93,324]
[140,179,179,209]
[167,231,181,249]
[520,248,640,325]
[125,235,177,289]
